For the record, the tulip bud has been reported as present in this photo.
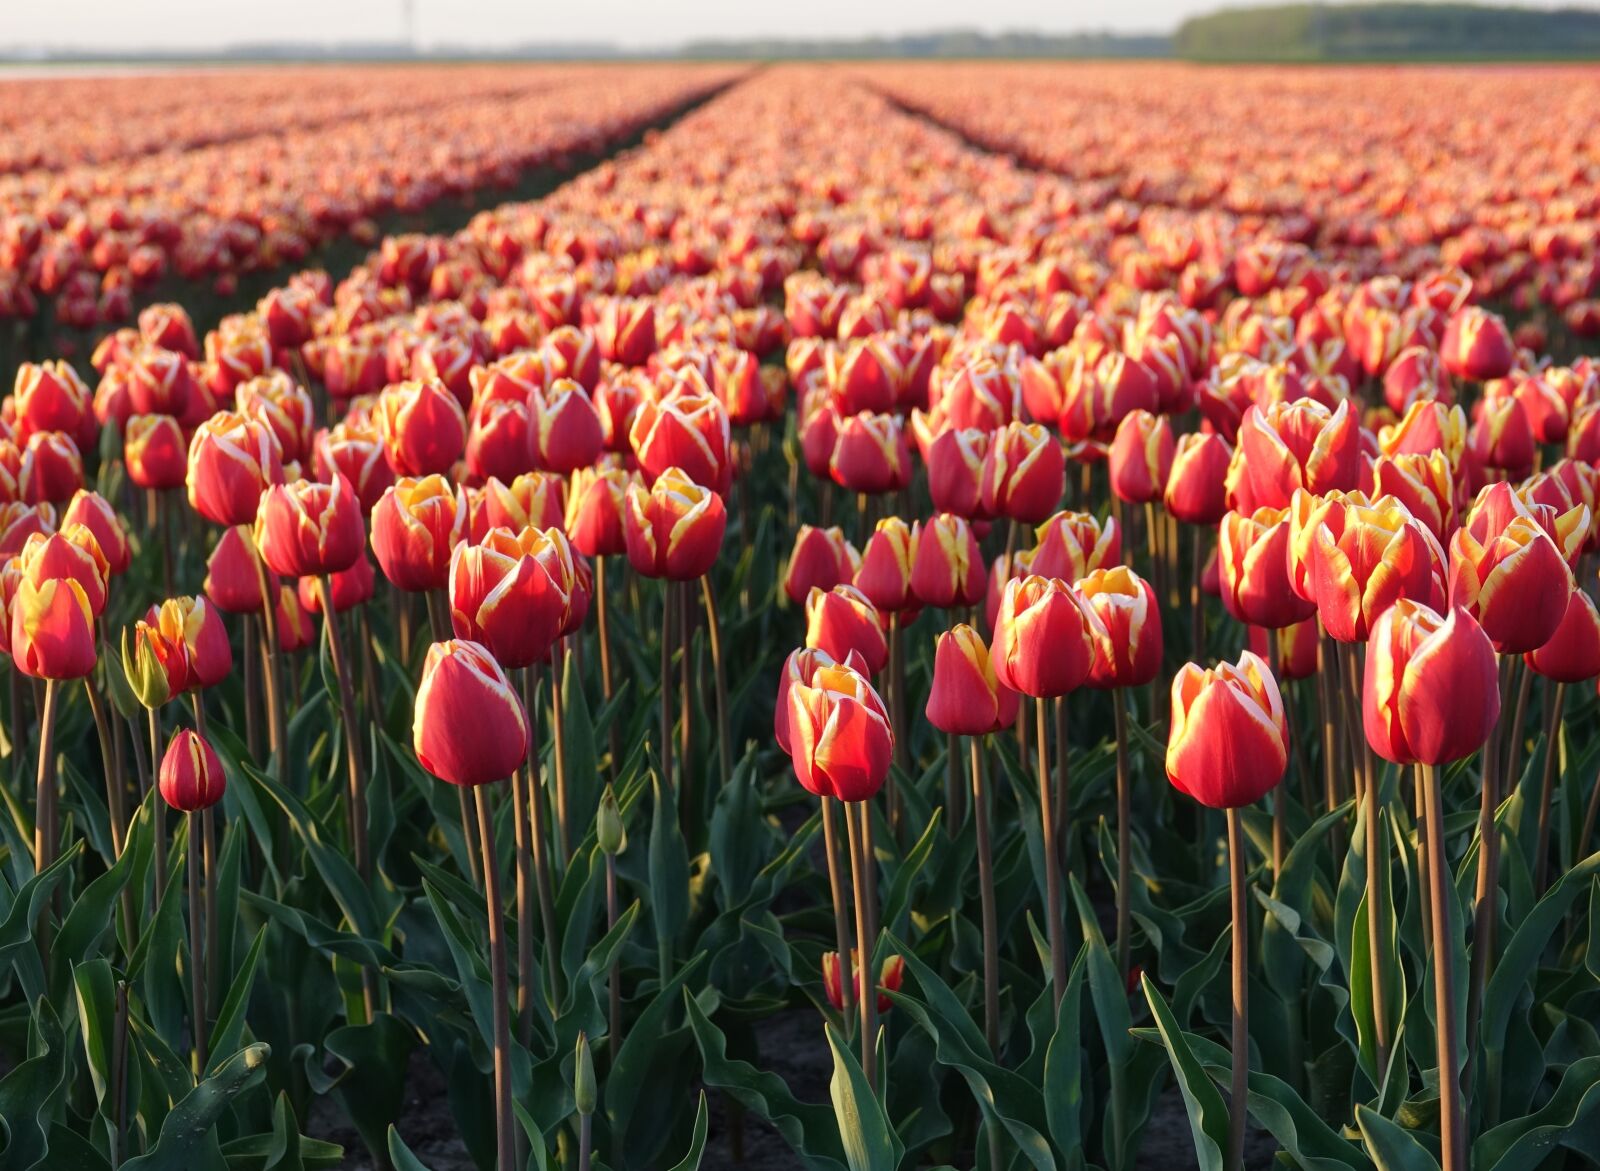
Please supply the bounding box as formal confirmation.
[413,639,530,786]
[377,380,468,477]
[148,595,232,689]
[121,621,182,707]
[205,526,267,614]
[910,513,985,609]
[823,950,906,1013]
[531,379,605,474]
[464,398,534,484]
[574,1033,596,1117]
[16,527,108,616]
[1440,306,1514,382]
[187,412,284,527]
[1107,411,1174,505]
[1364,601,1499,765]
[1166,651,1288,808]
[854,517,917,612]
[565,465,634,558]
[1467,395,1535,477]
[0,501,54,561]
[298,553,375,614]
[315,425,393,515]
[274,584,316,654]
[1379,399,1468,466]
[1247,618,1320,680]
[61,490,129,575]
[1160,431,1230,526]
[1078,566,1162,689]
[1525,588,1600,683]
[158,729,226,812]
[784,526,860,606]
[926,623,1018,735]
[1369,451,1455,542]
[990,575,1106,698]
[450,527,575,669]
[830,411,911,496]
[125,414,188,490]
[1448,483,1584,653]
[925,427,989,518]
[255,475,365,579]
[1219,507,1318,630]
[10,576,97,679]
[20,431,84,505]
[805,584,888,674]
[622,467,726,581]
[370,475,466,593]
[785,659,893,802]
[238,373,315,464]
[14,361,93,446]
[596,785,627,856]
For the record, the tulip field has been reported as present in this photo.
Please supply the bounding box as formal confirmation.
[5,58,1600,1171]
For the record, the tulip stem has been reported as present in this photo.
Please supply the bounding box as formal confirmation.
[887,612,907,836]
[1503,658,1534,788]
[475,784,517,1171]
[1113,690,1133,987]
[187,811,207,1077]
[148,706,167,904]
[1532,680,1565,895]
[551,646,571,869]
[699,575,732,790]
[845,800,878,1091]
[510,766,537,1047]
[1341,640,1390,1078]
[1465,658,1508,1090]
[943,732,963,834]
[242,614,262,761]
[596,557,620,777]
[1226,806,1249,1171]
[1190,526,1206,661]
[85,678,137,949]
[1580,758,1600,872]
[820,796,855,1023]
[523,666,565,1009]
[659,580,674,795]
[1036,698,1067,1009]
[970,737,1001,1058]
[33,677,60,963]
[1421,764,1466,1171]
[248,538,286,789]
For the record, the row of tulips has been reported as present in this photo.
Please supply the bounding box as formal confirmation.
[2,63,1599,1171]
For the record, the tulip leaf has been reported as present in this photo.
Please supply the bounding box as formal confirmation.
[664,1090,711,1171]
[605,952,705,1165]
[649,766,691,954]
[205,927,267,1077]
[0,841,83,1003]
[826,1023,901,1171]
[1353,1102,1440,1171]
[1042,946,1089,1167]
[0,995,69,1170]
[1139,975,1229,1171]
[1474,1054,1600,1169]
[384,1125,435,1171]
[121,1043,272,1171]
[71,958,116,1106]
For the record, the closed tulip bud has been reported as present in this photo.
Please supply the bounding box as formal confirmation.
[14,361,93,445]
[377,379,468,477]
[148,595,231,689]
[565,465,633,558]
[785,526,860,606]
[314,426,392,515]
[1306,496,1445,641]
[574,1033,596,1118]
[542,326,601,393]
[237,374,314,464]
[121,620,184,707]
[1448,483,1584,653]
[1167,651,1288,807]
[1382,345,1450,413]
[62,491,128,576]
[1107,410,1174,505]
[911,513,985,609]
[854,517,917,612]
[298,553,375,614]
[926,623,1018,735]
[0,501,54,560]
[20,431,83,504]
[1078,566,1162,688]
[17,527,108,616]
[1248,618,1320,679]
[187,412,284,526]
[594,376,644,454]
[980,421,1066,521]
[823,950,905,1014]
[1467,395,1535,476]
[1525,588,1600,682]
[1029,510,1121,581]
[1164,431,1233,524]
[629,389,731,495]
[254,474,365,579]
[370,475,466,592]
[125,345,193,418]
[139,303,199,359]
[1219,507,1318,629]
[204,526,267,614]
[1237,399,1362,509]
[1364,601,1499,764]
[125,414,188,490]
[622,467,726,581]
[925,427,989,518]
[450,527,575,669]
[596,785,627,855]
[1568,401,1600,464]
[11,576,97,679]
[531,379,605,473]
[413,639,530,786]
[990,575,1105,698]
[158,730,226,812]
[798,394,839,478]
[464,398,533,484]
[830,411,911,496]
[805,584,888,674]
[786,659,894,802]
[597,298,656,367]
[483,470,566,533]
[1441,306,1514,382]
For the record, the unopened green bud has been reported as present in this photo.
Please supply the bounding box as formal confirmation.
[597,785,627,856]
[574,1032,596,1116]
[120,624,173,710]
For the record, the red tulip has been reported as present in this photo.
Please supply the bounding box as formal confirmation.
[370,475,466,593]
[1364,601,1500,765]
[805,584,888,674]
[10,575,96,679]
[1305,496,1445,641]
[925,427,989,518]
[16,528,109,616]
[785,525,860,606]
[14,361,93,447]
[1078,565,1162,689]
[186,412,284,527]
[465,398,534,484]
[532,379,605,473]
[910,513,985,609]
[1108,410,1174,505]
[449,527,576,668]
[854,517,917,612]
[990,575,1105,698]
[565,465,634,558]
[1526,589,1600,683]
[1166,651,1288,808]
[981,421,1066,522]
[774,645,871,756]
[204,526,267,615]
[1024,510,1121,581]
[254,475,365,579]
[158,730,226,812]
[413,639,531,786]
[147,596,232,689]
[314,425,393,515]
[622,467,726,581]
[377,379,468,477]
[629,388,731,494]
[1440,306,1514,382]
[1467,395,1535,477]
[1448,483,1584,653]
[785,658,893,802]
[1248,618,1320,680]
[0,501,52,561]
[125,415,188,490]
[926,623,1018,734]
[483,471,567,534]
[125,345,194,419]
[20,431,84,504]
[1378,399,1468,466]
[237,374,314,464]
[830,411,911,496]
[1237,399,1362,509]
[1369,451,1455,542]
[299,553,375,614]
[273,585,315,653]
[62,491,128,576]
[823,951,905,1014]
[1164,432,1233,525]
[596,298,656,367]
[1219,507,1317,629]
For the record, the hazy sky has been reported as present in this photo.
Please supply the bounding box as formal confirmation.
[12,0,1571,51]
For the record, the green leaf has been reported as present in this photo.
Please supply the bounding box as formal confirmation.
[1474,1055,1600,1169]
[0,996,69,1169]
[1042,948,1088,1168]
[663,1091,711,1171]
[826,1024,900,1171]
[72,959,117,1105]
[1140,975,1228,1171]
[122,1043,272,1171]
[205,928,267,1077]
[385,1126,435,1171]
[649,768,690,951]
[1354,1102,1440,1171]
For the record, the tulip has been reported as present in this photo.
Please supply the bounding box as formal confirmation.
[1248,618,1320,680]
[854,517,917,612]
[413,639,531,787]
[62,490,128,576]
[926,623,1018,735]
[1078,566,1162,689]
[1164,432,1233,525]
[823,951,906,1014]
[125,414,189,491]
[187,412,284,527]
[1369,451,1456,542]
[622,468,726,581]
[785,659,894,802]
[785,526,860,606]
[565,465,634,558]
[1379,399,1468,466]
[1305,496,1445,641]
[377,379,468,477]
[125,346,194,419]
[596,297,656,367]
[204,526,266,614]
[483,471,567,533]
[14,361,93,445]
[10,576,97,679]
[629,389,731,495]
[1108,410,1174,505]
[1237,399,1362,509]
[20,431,84,504]
[273,585,316,654]
[798,394,839,479]
[449,527,576,669]
[774,645,871,756]
[1467,395,1535,477]
[1026,510,1122,581]
[254,475,365,579]
[158,729,226,812]
[238,374,315,464]
[925,427,989,518]
[532,379,605,473]
[16,528,109,616]
[830,411,912,496]
[148,596,232,690]
[1166,651,1288,808]
[1218,507,1317,629]
[1448,483,1584,653]
[910,513,985,609]
[315,425,393,514]
[465,399,534,484]
[370,475,466,593]
[1364,601,1499,767]
[1440,306,1514,382]
[298,554,375,614]
[805,585,888,675]
[989,575,1105,698]
[1526,588,1600,683]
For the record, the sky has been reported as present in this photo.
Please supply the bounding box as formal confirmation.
[7,0,1580,52]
